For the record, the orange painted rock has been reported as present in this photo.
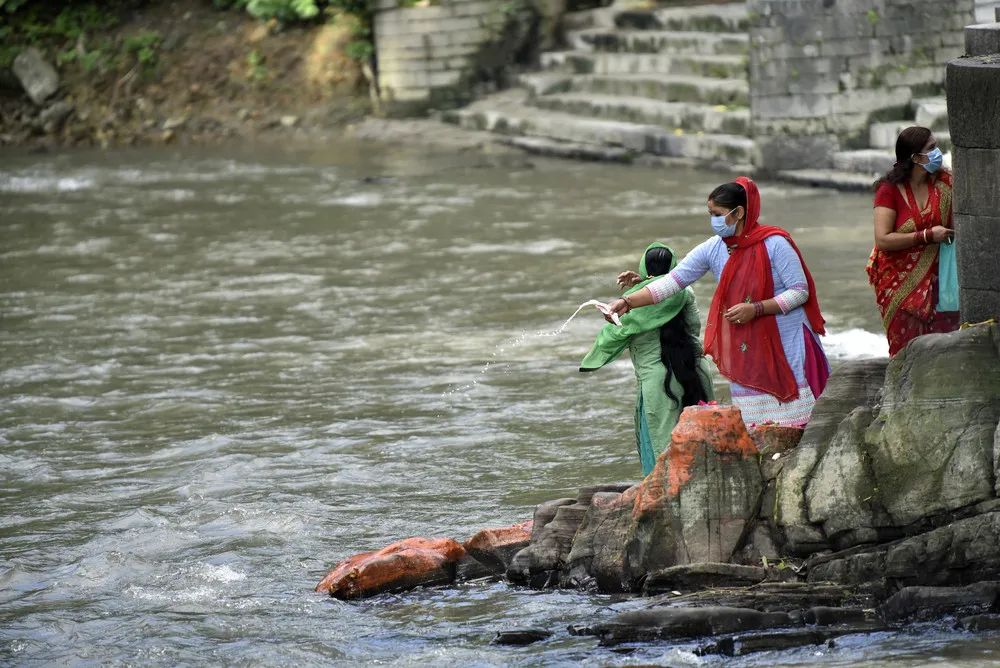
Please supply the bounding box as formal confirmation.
[614,405,764,578]
[463,520,533,575]
[315,537,466,599]
[750,424,805,456]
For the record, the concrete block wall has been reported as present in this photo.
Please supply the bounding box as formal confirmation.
[748,0,975,172]
[374,0,506,113]
[947,22,1000,323]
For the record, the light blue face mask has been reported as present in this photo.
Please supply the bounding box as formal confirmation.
[710,208,737,238]
[921,147,943,174]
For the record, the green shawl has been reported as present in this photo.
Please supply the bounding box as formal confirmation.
[580,242,689,371]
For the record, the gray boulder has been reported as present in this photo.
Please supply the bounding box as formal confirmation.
[12,48,60,106]
[864,324,1000,528]
[775,358,889,556]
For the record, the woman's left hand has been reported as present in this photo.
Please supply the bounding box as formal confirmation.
[724,303,756,325]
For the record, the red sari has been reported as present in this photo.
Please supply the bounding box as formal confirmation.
[866,170,959,357]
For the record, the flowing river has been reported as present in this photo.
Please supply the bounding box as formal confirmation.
[2,143,998,666]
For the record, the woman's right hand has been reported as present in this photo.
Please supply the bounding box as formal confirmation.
[929,225,954,243]
[605,298,630,322]
[616,271,641,290]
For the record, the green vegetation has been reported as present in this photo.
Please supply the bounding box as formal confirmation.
[0,3,160,78]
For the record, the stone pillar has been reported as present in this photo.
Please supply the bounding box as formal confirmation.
[946,22,1000,323]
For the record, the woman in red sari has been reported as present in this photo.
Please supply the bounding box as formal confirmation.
[867,126,958,357]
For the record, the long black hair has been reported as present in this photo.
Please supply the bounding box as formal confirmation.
[872,126,932,192]
[643,246,709,408]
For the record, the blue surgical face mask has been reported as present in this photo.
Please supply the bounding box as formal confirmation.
[710,208,737,238]
[921,147,943,174]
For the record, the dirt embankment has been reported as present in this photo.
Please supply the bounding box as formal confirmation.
[0,0,381,151]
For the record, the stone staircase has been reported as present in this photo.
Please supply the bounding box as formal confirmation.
[440,1,957,188]
[780,98,953,189]
[442,2,756,170]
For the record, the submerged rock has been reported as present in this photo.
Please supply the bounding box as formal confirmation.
[315,537,466,599]
[589,606,794,645]
[880,581,1000,622]
[492,628,552,645]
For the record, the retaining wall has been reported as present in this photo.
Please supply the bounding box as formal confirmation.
[748,0,975,172]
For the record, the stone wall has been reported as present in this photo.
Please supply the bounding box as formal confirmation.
[747,0,975,172]
[947,21,1000,324]
[374,0,536,115]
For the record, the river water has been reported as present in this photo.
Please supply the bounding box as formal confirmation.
[1,144,997,667]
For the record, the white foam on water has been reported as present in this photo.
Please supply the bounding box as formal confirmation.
[823,328,889,360]
[0,175,96,193]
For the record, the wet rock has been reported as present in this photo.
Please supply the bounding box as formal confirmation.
[802,606,871,626]
[280,115,299,128]
[463,520,533,575]
[776,358,888,556]
[562,486,638,592]
[507,489,626,588]
[492,628,552,645]
[40,101,73,133]
[643,563,767,596]
[590,606,794,645]
[455,552,494,581]
[698,629,826,656]
[12,48,59,105]
[957,614,1000,631]
[808,510,1000,587]
[880,582,1000,623]
[315,536,466,599]
[650,581,880,613]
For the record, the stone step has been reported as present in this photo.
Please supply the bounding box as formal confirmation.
[501,135,633,163]
[540,50,747,79]
[773,169,876,192]
[568,73,749,107]
[518,72,573,97]
[613,2,749,33]
[442,103,757,164]
[833,149,894,176]
[567,28,749,56]
[529,92,751,135]
[869,122,952,152]
[561,6,616,32]
[913,97,950,131]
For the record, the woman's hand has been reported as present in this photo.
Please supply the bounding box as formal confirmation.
[605,298,630,323]
[616,271,642,290]
[929,225,954,243]
[724,303,756,325]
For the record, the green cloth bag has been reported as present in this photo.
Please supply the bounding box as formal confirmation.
[937,240,959,312]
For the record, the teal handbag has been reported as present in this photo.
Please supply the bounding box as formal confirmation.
[937,240,959,312]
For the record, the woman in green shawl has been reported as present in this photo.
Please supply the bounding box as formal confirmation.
[581,243,715,476]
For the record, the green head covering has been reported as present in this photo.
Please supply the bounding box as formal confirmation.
[580,242,688,371]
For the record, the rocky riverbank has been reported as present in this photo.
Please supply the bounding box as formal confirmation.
[315,322,1000,655]
[0,0,377,153]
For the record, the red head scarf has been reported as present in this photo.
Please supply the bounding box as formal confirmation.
[703,177,826,402]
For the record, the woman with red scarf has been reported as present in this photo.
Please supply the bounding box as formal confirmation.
[867,126,957,357]
[607,177,829,427]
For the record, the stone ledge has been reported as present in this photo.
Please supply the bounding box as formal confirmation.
[946,56,1000,149]
[964,22,1000,56]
